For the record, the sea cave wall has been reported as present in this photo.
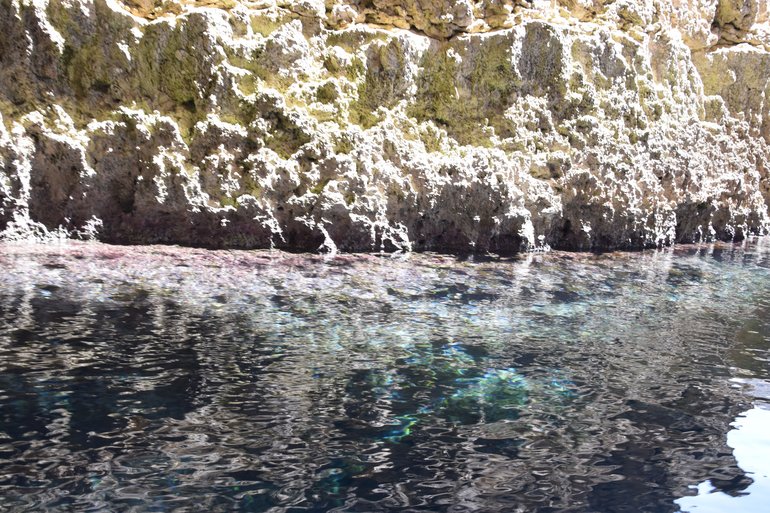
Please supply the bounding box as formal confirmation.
[1,0,769,253]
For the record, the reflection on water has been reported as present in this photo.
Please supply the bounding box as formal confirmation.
[1,239,770,512]
[676,380,770,513]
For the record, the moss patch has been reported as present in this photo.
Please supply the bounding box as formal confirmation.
[407,39,519,145]
[406,46,459,127]
[249,12,288,37]
[325,30,388,54]
[310,177,331,195]
[62,37,121,99]
[350,41,410,128]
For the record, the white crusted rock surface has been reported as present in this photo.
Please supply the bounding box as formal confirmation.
[0,0,768,253]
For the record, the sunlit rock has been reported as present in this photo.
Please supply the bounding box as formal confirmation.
[0,0,769,252]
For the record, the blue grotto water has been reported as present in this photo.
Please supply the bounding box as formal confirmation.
[1,240,770,513]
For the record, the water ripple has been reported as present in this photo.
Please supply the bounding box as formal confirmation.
[1,239,770,511]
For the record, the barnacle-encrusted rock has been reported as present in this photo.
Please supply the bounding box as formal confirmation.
[0,0,768,253]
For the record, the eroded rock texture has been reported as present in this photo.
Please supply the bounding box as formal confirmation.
[0,0,769,253]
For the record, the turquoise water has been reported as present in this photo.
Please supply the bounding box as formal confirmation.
[1,240,769,512]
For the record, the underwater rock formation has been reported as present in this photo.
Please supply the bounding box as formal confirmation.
[1,0,769,253]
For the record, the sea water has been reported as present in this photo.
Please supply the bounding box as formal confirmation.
[1,240,769,512]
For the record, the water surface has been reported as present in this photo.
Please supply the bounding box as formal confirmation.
[1,240,770,512]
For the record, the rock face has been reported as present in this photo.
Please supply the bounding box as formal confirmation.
[0,0,769,253]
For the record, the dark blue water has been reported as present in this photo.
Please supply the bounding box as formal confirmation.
[1,240,769,512]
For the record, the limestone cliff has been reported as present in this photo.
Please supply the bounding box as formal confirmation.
[1,0,769,253]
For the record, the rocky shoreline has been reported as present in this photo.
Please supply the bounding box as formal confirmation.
[1,0,769,254]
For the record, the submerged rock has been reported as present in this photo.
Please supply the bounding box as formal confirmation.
[1,0,769,253]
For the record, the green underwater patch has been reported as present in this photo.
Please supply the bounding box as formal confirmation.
[346,342,577,443]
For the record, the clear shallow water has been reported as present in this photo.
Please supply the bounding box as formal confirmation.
[0,240,769,512]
